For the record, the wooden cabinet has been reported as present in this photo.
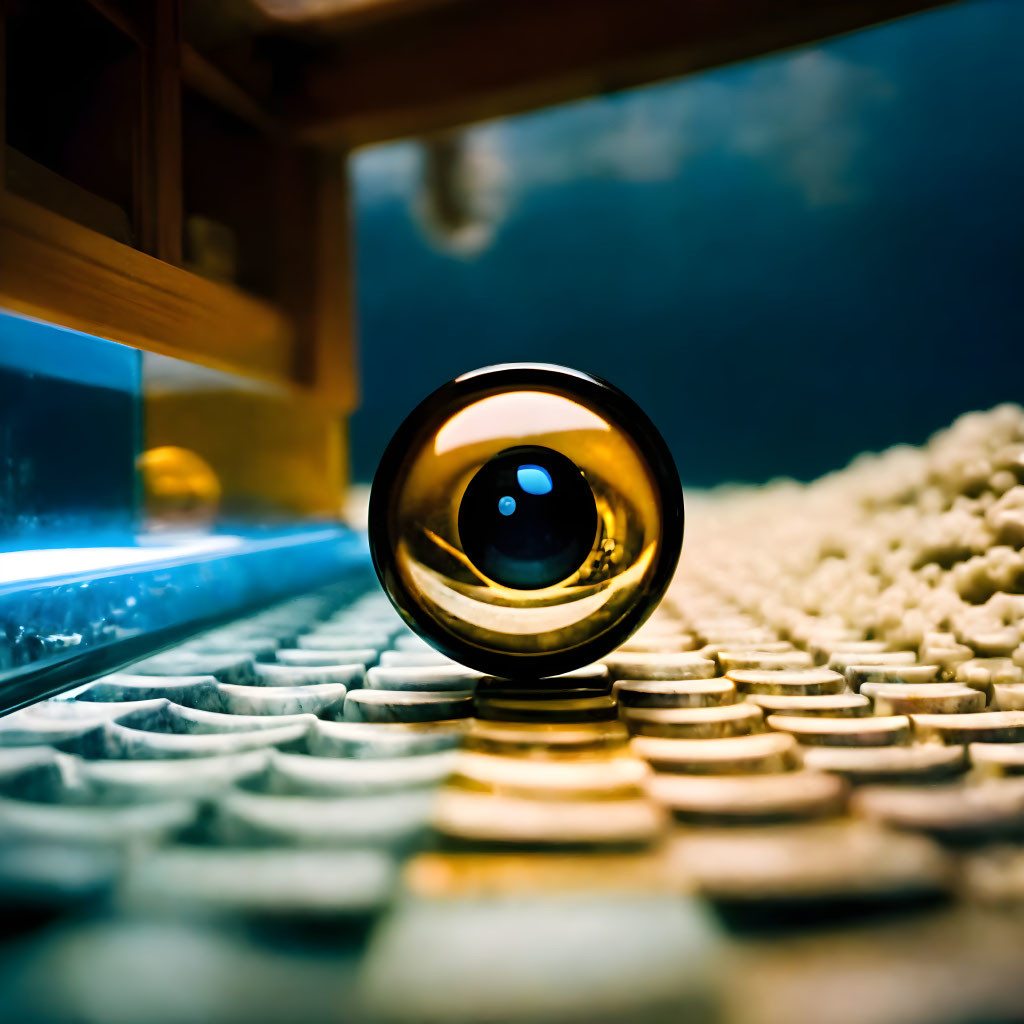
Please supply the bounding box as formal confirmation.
[0,0,355,411]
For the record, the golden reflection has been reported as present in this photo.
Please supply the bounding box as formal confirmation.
[433,391,610,456]
[137,446,221,530]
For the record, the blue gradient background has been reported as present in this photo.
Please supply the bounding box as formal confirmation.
[351,0,1024,488]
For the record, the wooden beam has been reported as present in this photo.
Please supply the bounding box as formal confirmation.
[150,0,184,264]
[274,146,358,411]
[0,190,297,385]
[136,0,184,261]
[309,149,358,411]
[181,43,279,136]
[284,0,956,146]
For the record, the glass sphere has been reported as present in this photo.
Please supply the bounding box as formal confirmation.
[458,445,598,590]
[368,364,684,677]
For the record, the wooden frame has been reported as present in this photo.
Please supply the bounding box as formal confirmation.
[279,0,955,147]
[0,189,296,382]
[0,0,357,412]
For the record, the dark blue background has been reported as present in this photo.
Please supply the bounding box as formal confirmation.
[0,312,139,544]
[351,0,1024,487]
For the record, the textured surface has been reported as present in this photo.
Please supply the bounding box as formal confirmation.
[3,405,1024,1022]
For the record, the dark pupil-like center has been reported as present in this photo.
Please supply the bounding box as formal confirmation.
[458,445,598,589]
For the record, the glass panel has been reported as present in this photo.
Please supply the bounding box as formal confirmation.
[141,353,345,529]
[0,311,357,701]
[0,310,140,545]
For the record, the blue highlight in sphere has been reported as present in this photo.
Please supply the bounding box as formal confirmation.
[458,444,599,591]
[516,465,553,495]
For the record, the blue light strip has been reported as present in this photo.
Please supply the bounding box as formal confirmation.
[0,527,372,714]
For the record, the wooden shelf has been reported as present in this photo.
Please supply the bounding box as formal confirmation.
[0,190,297,387]
[0,0,357,411]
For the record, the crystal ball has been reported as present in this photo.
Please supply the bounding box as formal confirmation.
[368,363,684,677]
